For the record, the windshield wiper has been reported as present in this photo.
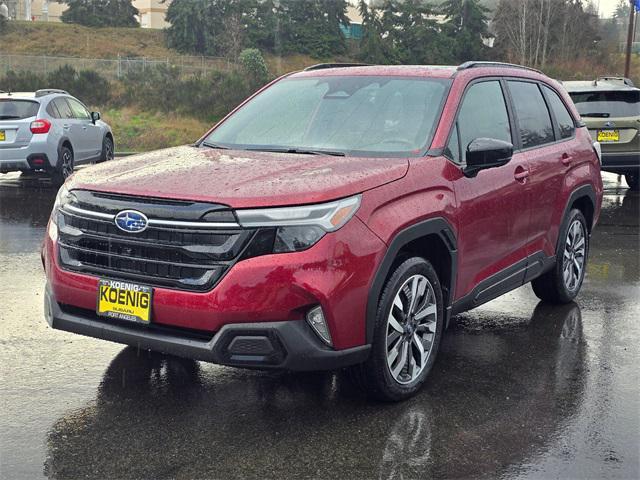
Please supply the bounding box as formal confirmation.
[201,141,230,150]
[580,112,610,118]
[246,147,346,157]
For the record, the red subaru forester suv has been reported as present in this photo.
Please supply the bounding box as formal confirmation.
[43,62,603,401]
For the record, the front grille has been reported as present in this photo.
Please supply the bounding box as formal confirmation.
[56,191,256,291]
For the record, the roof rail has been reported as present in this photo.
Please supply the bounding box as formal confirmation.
[35,89,69,97]
[457,61,542,74]
[304,63,370,71]
[596,76,635,87]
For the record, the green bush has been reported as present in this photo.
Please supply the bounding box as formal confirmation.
[0,14,8,35]
[239,48,269,90]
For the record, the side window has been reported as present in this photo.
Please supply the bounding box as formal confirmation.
[448,80,512,163]
[46,101,60,119]
[54,99,74,119]
[542,85,575,139]
[508,81,555,148]
[66,98,90,120]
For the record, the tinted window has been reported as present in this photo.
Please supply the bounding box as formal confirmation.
[448,80,512,163]
[569,90,640,118]
[543,86,575,139]
[54,99,74,119]
[508,81,555,148]
[205,76,450,157]
[46,101,61,119]
[66,98,90,120]
[0,100,40,120]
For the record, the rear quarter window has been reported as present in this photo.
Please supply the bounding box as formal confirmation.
[569,90,640,118]
[543,86,575,139]
[0,100,40,120]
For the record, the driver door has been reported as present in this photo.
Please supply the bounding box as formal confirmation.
[447,79,532,303]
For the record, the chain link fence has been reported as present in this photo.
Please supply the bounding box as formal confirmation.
[0,54,235,79]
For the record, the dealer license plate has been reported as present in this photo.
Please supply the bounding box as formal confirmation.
[97,279,152,323]
[597,129,619,142]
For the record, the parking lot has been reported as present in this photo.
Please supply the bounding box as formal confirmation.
[0,171,638,479]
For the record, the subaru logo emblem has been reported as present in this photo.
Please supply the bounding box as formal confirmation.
[605,121,615,128]
[114,210,148,233]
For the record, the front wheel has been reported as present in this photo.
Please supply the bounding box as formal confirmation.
[532,209,589,304]
[625,172,639,191]
[351,257,444,402]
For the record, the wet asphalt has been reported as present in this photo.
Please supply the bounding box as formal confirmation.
[0,170,638,480]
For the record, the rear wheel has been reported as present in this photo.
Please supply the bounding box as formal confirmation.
[625,172,639,191]
[532,209,588,304]
[51,146,74,185]
[98,136,114,163]
[351,257,444,402]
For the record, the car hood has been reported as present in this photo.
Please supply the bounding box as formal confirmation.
[67,145,409,208]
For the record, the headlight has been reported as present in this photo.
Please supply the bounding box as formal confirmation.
[237,195,361,253]
[51,185,74,225]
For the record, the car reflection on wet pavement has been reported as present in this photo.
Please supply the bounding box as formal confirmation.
[0,171,638,479]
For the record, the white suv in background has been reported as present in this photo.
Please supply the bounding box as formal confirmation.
[0,89,114,183]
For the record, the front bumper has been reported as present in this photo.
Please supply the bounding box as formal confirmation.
[44,285,370,371]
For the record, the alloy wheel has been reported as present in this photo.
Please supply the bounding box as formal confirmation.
[386,274,438,385]
[61,150,73,179]
[563,219,586,292]
[105,139,114,161]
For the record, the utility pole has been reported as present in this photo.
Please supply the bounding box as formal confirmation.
[624,0,636,78]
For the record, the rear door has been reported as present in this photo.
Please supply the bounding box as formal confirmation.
[448,79,531,302]
[52,97,80,157]
[505,80,568,268]
[66,97,101,162]
[0,99,40,152]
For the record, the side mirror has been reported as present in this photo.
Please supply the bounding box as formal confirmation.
[91,111,101,124]
[463,138,513,178]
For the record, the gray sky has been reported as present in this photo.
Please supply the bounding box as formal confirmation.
[595,0,626,18]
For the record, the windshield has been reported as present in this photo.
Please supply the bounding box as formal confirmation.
[569,90,640,118]
[0,100,40,120]
[204,76,450,157]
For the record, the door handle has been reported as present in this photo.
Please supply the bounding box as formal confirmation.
[561,153,572,165]
[63,124,70,129]
[82,126,87,130]
[514,167,530,182]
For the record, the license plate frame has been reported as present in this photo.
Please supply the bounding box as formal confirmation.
[0,130,5,141]
[97,279,153,324]
[597,129,619,143]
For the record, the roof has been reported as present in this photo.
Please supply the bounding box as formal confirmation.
[563,78,638,93]
[0,92,38,100]
[292,62,550,82]
[293,65,460,79]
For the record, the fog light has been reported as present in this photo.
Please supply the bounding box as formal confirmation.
[306,306,332,346]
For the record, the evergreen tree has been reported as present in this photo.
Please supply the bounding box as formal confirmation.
[358,0,397,63]
[440,0,491,62]
[61,0,139,28]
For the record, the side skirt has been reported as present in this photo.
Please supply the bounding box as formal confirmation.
[451,251,555,316]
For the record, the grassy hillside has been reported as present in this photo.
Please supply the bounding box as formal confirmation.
[1,21,330,75]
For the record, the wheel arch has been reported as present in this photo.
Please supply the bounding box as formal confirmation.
[56,136,73,168]
[559,185,596,253]
[366,217,458,343]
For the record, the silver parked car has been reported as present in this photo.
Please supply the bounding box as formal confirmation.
[0,89,114,182]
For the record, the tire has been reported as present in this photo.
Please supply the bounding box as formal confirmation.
[98,135,114,163]
[51,145,74,185]
[532,209,589,304]
[351,257,444,402]
[625,172,639,191]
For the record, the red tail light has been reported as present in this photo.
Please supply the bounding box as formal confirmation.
[30,119,51,134]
